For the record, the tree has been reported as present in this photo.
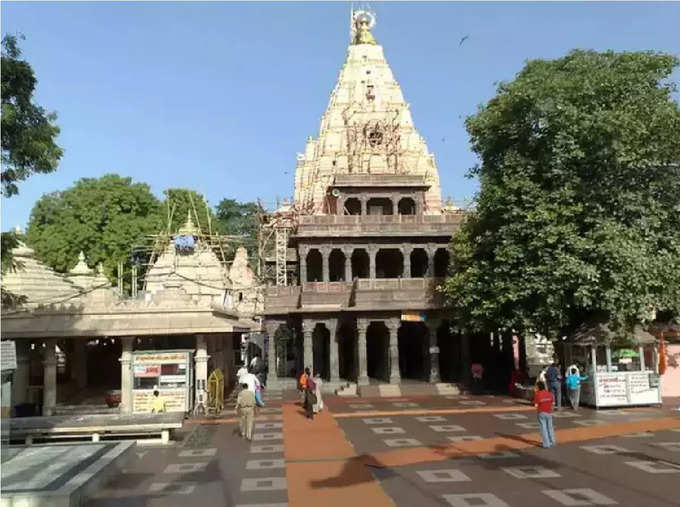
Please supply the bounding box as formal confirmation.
[442,50,680,337]
[1,34,63,197]
[25,174,162,281]
[214,198,259,261]
[162,188,213,235]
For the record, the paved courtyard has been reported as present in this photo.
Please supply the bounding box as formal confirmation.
[82,391,679,507]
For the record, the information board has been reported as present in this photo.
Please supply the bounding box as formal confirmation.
[133,389,186,412]
[596,374,628,406]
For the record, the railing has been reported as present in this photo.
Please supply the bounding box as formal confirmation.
[298,213,464,226]
[333,174,427,187]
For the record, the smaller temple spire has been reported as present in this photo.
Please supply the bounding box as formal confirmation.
[177,210,198,236]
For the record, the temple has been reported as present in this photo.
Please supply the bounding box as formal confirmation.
[263,10,468,394]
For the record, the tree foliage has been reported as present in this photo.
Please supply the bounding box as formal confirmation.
[162,188,213,235]
[214,198,260,260]
[25,174,162,280]
[442,50,680,337]
[1,34,63,197]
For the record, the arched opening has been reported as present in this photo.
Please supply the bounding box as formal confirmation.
[306,249,322,282]
[351,249,369,279]
[338,323,356,381]
[434,248,449,277]
[398,197,416,215]
[312,323,330,381]
[376,249,403,278]
[367,197,393,215]
[367,322,389,382]
[273,325,300,378]
[329,249,346,281]
[438,321,460,382]
[410,248,428,277]
[398,322,427,380]
[344,198,361,215]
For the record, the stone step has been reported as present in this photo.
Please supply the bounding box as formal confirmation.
[357,382,463,398]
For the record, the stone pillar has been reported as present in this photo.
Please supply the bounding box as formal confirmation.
[71,339,88,390]
[299,246,309,283]
[302,320,314,371]
[392,197,399,216]
[343,247,353,281]
[360,197,367,216]
[42,339,57,416]
[402,246,413,278]
[426,244,436,277]
[265,321,279,384]
[195,334,210,410]
[321,247,330,282]
[357,319,369,385]
[13,341,30,406]
[119,337,134,414]
[386,318,401,384]
[426,319,441,383]
[338,197,345,216]
[328,319,339,382]
[369,246,377,279]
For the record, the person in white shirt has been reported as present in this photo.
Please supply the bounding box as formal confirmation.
[236,365,248,384]
[241,371,258,393]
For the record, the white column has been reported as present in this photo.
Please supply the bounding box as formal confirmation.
[71,339,88,390]
[42,339,57,416]
[195,335,210,408]
[119,338,133,414]
[387,319,401,384]
[265,321,279,383]
[328,320,339,382]
[302,321,313,371]
[426,319,441,383]
[13,341,30,406]
[357,319,369,385]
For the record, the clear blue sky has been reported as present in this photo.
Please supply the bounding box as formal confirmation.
[2,1,679,230]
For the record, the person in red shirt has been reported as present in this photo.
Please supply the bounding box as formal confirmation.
[533,381,556,448]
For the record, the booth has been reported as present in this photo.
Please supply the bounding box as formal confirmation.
[131,350,194,413]
[564,323,661,408]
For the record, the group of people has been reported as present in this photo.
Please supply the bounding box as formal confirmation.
[234,355,266,441]
[533,361,589,449]
[298,367,323,420]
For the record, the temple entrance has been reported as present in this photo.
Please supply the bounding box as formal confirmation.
[329,249,346,281]
[312,324,330,381]
[398,322,427,380]
[274,325,300,378]
[338,323,356,381]
[438,321,460,382]
[366,322,389,382]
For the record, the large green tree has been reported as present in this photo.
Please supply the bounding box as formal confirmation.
[1,35,63,197]
[214,198,260,261]
[442,50,680,337]
[26,174,162,281]
[162,188,213,235]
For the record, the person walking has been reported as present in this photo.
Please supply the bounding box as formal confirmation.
[534,381,556,448]
[471,362,484,395]
[565,366,588,410]
[313,373,324,414]
[235,382,256,440]
[299,368,309,407]
[304,368,317,420]
[546,362,563,410]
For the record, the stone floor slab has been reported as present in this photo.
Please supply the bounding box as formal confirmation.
[542,488,617,506]
[502,465,561,479]
[443,493,509,507]
[416,469,471,483]
[240,477,287,491]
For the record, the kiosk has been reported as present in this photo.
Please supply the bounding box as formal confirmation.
[131,350,194,413]
[564,323,661,408]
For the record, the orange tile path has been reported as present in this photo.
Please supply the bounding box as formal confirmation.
[282,403,395,507]
[333,405,536,419]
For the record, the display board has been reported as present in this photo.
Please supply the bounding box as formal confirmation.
[132,350,193,413]
[595,373,628,406]
[592,371,662,407]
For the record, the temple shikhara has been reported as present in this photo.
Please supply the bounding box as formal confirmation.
[262,10,466,395]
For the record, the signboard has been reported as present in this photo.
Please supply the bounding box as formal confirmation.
[134,365,161,378]
[628,371,660,404]
[596,374,628,406]
[133,389,187,413]
[134,352,189,365]
[401,311,425,322]
[0,341,17,372]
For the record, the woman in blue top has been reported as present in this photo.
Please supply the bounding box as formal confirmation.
[565,366,588,410]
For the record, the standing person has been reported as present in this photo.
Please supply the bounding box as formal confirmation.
[471,362,484,395]
[235,382,256,440]
[313,373,324,414]
[546,361,563,410]
[304,368,316,420]
[565,366,588,410]
[150,390,166,413]
[298,368,309,407]
[236,363,248,385]
[533,381,556,448]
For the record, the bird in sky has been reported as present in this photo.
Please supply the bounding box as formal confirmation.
[459,35,470,46]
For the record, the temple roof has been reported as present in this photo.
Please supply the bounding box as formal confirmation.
[294,9,443,215]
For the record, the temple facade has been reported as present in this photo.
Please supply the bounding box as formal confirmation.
[263,11,470,393]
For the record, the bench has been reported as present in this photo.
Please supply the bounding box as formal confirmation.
[6,412,184,445]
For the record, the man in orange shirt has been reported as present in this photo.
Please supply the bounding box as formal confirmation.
[299,368,309,407]
[534,381,556,448]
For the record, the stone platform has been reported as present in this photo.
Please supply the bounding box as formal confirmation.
[1,442,133,507]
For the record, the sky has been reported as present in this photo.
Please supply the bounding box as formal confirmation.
[2,1,679,230]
